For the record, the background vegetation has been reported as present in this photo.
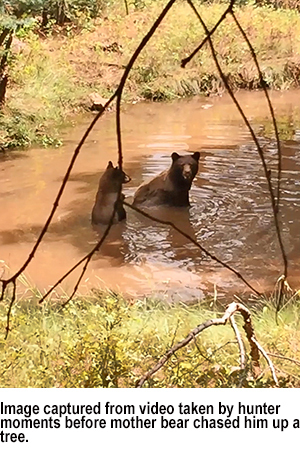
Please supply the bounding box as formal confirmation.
[1,0,300,149]
[0,289,299,388]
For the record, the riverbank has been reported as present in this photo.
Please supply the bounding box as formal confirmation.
[1,1,300,150]
[0,290,299,387]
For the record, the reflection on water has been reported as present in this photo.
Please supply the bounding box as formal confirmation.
[1,90,300,300]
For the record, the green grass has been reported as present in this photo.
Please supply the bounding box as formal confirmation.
[1,1,300,149]
[1,32,87,149]
[0,289,299,388]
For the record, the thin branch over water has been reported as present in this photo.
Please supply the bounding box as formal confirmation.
[0,0,289,337]
[186,0,288,313]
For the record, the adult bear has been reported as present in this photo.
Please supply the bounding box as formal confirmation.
[92,161,131,225]
[133,151,200,207]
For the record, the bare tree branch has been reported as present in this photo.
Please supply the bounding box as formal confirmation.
[186,0,288,314]
[230,11,287,311]
[114,0,177,171]
[267,352,300,368]
[1,0,178,326]
[230,315,245,369]
[181,0,235,68]
[39,194,121,304]
[137,302,276,387]
[0,0,289,351]
[251,336,279,386]
[124,0,129,15]
[230,11,283,212]
[0,98,114,303]
[4,280,16,340]
[124,201,261,296]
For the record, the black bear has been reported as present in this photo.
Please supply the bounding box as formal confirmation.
[133,151,200,207]
[92,161,131,225]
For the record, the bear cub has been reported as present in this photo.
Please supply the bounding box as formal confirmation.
[92,161,131,225]
[133,151,200,208]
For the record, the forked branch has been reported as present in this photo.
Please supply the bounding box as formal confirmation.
[1,0,289,340]
[136,302,278,387]
[1,0,178,329]
[181,0,235,68]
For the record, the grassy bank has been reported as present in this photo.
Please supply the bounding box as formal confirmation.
[1,1,300,150]
[0,290,299,387]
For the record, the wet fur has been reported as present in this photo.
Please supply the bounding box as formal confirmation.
[92,161,130,225]
[133,152,200,207]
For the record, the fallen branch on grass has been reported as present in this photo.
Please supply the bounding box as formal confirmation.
[267,352,300,368]
[230,315,246,369]
[136,302,278,387]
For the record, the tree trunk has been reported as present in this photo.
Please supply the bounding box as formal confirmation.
[0,75,8,107]
[0,30,13,108]
[41,8,49,28]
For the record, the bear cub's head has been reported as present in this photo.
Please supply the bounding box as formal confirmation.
[99,161,131,193]
[169,152,200,189]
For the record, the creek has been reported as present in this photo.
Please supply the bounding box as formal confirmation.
[1,90,300,301]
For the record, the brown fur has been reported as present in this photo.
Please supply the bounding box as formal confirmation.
[92,161,131,225]
[133,152,200,207]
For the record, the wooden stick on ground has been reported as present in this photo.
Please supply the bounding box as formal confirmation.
[136,302,278,387]
[251,337,279,386]
[230,315,246,369]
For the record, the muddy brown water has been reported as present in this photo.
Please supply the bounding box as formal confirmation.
[1,90,300,301]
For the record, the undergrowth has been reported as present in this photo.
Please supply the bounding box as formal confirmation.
[0,290,299,388]
[1,1,300,149]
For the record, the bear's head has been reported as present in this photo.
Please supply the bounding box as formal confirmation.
[168,152,200,190]
[99,161,131,193]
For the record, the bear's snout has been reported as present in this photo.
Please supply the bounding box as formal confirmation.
[182,164,193,180]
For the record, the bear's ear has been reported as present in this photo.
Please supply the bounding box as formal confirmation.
[106,161,114,169]
[171,152,180,163]
[192,152,200,162]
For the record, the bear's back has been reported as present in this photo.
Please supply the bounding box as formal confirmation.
[92,162,129,225]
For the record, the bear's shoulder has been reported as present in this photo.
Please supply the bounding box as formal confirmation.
[133,152,200,208]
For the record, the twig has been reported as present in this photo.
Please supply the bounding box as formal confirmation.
[186,0,288,315]
[1,0,178,323]
[136,302,268,387]
[267,352,300,368]
[137,317,228,387]
[170,319,180,348]
[40,192,261,304]
[124,201,261,296]
[238,303,261,377]
[181,0,235,68]
[230,11,287,311]
[230,11,283,213]
[0,98,113,304]
[4,280,16,340]
[229,315,245,369]
[124,0,129,15]
[273,365,299,383]
[114,0,177,171]
[192,335,211,362]
[39,193,121,304]
[251,336,279,386]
